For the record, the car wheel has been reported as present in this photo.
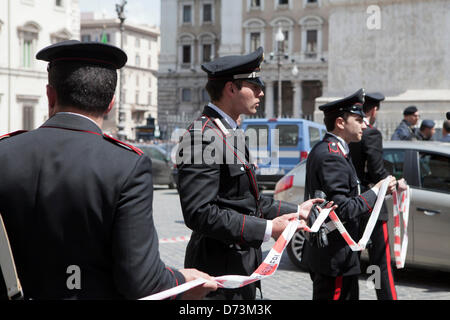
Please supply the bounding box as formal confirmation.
[287,230,308,270]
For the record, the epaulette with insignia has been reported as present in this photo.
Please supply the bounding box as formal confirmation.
[213,118,231,137]
[328,141,342,155]
[0,130,28,141]
[103,134,143,155]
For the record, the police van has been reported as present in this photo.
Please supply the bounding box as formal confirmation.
[242,118,327,188]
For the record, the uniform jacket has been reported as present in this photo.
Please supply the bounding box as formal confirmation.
[349,125,389,220]
[0,113,184,300]
[391,120,417,141]
[177,106,298,298]
[303,133,378,276]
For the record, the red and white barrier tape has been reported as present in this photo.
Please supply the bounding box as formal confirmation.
[392,187,410,269]
[159,236,190,244]
[141,176,409,300]
[140,216,301,300]
[303,176,391,251]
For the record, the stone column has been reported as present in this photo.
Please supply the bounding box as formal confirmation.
[264,80,274,118]
[292,80,303,118]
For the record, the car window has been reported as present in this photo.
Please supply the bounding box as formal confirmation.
[276,125,299,147]
[147,148,166,161]
[245,125,269,149]
[383,149,405,180]
[309,126,321,148]
[418,152,450,193]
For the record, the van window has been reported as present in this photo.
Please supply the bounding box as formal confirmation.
[276,125,299,147]
[245,125,269,149]
[309,126,321,148]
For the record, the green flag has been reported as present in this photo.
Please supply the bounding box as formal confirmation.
[101,30,108,44]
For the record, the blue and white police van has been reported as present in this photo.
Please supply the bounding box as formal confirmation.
[242,118,327,189]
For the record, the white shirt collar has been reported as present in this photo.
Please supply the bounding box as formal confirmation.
[207,102,238,130]
[327,132,349,155]
[57,112,101,129]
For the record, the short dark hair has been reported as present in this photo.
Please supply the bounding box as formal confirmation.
[363,103,378,113]
[205,79,243,102]
[324,111,351,132]
[443,120,450,132]
[49,62,117,116]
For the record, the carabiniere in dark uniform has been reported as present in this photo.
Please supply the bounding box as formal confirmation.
[303,89,379,300]
[176,48,298,300]
[349,92,398,300]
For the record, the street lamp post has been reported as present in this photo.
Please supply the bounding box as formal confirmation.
[275,25,285,118]
[116,0,127,140]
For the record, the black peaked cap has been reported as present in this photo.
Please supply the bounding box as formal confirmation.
[364,92,385,110]
[403,106,418,116]
[319,88,366,118]
[202,47,265,88]
[36,40,128,69]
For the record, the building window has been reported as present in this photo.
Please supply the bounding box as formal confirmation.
[182,45,191,64]
[250,32,261,52]
[147,56,151,69]
[306,30,317,54]
[81,34,91,42]
[17,22,40,69]
[299,15,324,60]
[148,92,152,105]
[303,0,320,7]
[135,54,140,67]
[203,4,212,23]
[135,91,140,104]
[279,0,288,4]
[202,44,212,63]
[183,5,192,24]
[136,75,139,86]
[51,29,71,44]
[251,0,261,7]
[23,39,33,68]
[182,88,192,102]
[279,30,289,52]
[135,37,140,48]
[202,89,210,102]
[55,0,63,7]
[148,77,152,88]
[23,105,34,130]
[244,18,265,53]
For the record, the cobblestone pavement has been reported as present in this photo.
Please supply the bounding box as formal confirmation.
[153,187,450,300]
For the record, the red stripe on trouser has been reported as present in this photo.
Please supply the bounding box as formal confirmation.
[382,221,397,300]
[333,276,343,300]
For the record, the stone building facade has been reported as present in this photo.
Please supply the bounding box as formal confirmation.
[158,0,330,138]
[316,0,450,138]
[0,0,79,134]
[241,0,329,119]
[80,13,160,139]
[159,0,221,139]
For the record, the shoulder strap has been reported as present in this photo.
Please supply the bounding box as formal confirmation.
[102,134,144,156]
[0,213,23,300]
[0,130,28,141]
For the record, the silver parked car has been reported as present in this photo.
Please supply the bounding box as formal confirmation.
[274,141,450,271]
[135,144,177,189]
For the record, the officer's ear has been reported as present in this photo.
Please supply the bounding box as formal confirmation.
[224,81,235,98]
[47,84,57,117]
[335,116,346,130]
[105,95,115,115]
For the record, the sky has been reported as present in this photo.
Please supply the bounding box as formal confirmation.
[79,0,161,27]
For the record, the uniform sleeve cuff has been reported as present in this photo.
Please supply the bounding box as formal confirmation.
[371,186,380,196]
[263,220,272,242]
